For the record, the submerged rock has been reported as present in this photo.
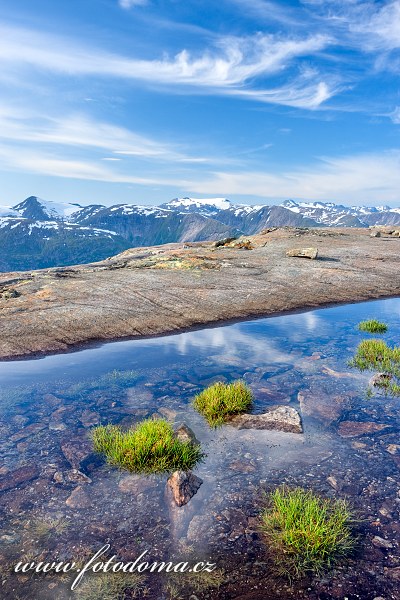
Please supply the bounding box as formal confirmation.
[298,390,348,425]
[369,372,392,388]
[228,405,303,433]
[286,247,318,259]
[174,423,199,445]
[0,465,40,492]
[167,470,203,507]
[338,421,390,437]
[61,436,101,473]
[372,536,393,550]
[65,485,92,509]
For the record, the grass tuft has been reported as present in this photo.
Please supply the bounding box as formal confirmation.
[92,418,204,474]
[349,338,400,396]
[77,572,145,600]
[358,319,388,334]
[192,380,253,427]
[260,486,354,580]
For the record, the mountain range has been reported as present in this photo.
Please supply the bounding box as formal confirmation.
[0,195,399,272]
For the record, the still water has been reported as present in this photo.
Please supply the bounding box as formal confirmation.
[0,299,399,599]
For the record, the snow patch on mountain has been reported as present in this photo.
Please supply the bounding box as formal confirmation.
[165,197,232,211]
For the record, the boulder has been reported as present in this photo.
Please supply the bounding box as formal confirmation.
[286,247,318,259]
[212,237,237,248]
[370,231,381,238]
[167,470,203,507]
[228,405,303,433]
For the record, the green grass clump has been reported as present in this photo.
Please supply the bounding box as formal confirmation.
[358,319,388,334]
[92,418,204,474]
[349,339,400,372]
[193,380,253,427]
[261,486,354,580]
[349,338,400,396]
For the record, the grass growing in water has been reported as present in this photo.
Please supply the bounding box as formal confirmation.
[193,380,253,427]
[349,338,400,395]
[358,319,388,334]
[260,486,354,580]
[77,572,145,600]
[92,418,204,474]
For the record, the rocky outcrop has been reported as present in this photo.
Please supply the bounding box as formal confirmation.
[228,405,303,434]
[1,227,400,360]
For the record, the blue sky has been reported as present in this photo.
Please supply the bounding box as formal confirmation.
[1,0,400,206]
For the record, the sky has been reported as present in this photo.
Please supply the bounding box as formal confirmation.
[1,0,400,207]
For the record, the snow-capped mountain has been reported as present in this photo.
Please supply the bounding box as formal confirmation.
[280,199,400,227]
[1,195,400,272]
[161,197,232,216]
[13,196,83,221]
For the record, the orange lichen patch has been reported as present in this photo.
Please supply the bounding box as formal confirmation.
[35,287,54,300]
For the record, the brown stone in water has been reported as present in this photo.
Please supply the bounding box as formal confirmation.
[65,485,92,509]
[338,421,389,438]
[298,390,348,425]
[79,409,100,428]
[167,470,203,507]
[174,423,199,445]
[61,436,99,472]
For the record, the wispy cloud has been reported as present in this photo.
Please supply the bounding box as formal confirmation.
[1,126,399,205]
[119,0,148,8]
[182,150,400,204]
[0,104,213,163]
[0,24,334,108]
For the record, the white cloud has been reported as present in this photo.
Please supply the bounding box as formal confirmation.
[181,150,400,204]
[390,106,400,124]
[119,0,148,8]
[0,105,212,163]
[0,24,333,108]
[1,128,399,204]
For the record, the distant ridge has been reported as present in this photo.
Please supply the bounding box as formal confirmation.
[0,195,399,271]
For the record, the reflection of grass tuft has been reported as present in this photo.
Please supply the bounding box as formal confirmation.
[92,418,204,473]
[77,572,145,600]
[358,319,388,334]
[67,369,138,395]
[261,486,354,580]
[193,380,253,427]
